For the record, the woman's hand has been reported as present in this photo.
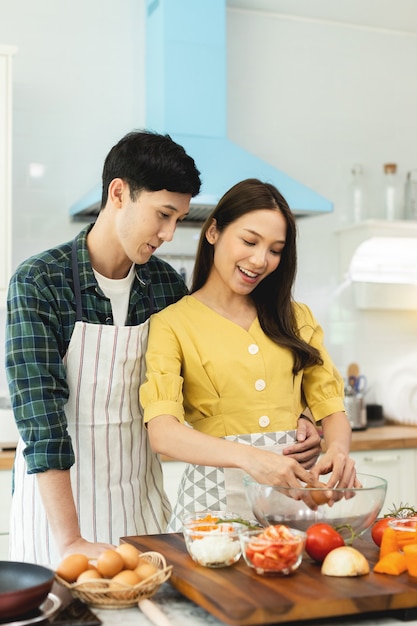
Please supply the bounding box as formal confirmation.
[309,445,359,489]
[307,412,360,492]
[242,447,322,509]
[282,415,322,469]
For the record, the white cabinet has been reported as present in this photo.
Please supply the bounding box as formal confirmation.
[162,461,186,509]
[0,45,17,307]
[351,449,416,516]
[0,469,12,559]
[336,220,417,280]
[336,220,417,310]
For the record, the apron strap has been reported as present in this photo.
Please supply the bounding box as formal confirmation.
[71,238,83,322]
[138,268,154,316]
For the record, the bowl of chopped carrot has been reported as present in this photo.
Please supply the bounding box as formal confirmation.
[388,517,417,549]
[374,517,417,577]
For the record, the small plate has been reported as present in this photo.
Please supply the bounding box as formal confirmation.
[0,593,61,626]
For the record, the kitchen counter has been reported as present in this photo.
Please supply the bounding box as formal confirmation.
[117,532,417,626]
[3,423,417,625]
[89,584,417,626]
[160,425,417,461]
[1,425,417,470]
[51,534,417,626]
[349,424,417,451]
[0,449,15,470]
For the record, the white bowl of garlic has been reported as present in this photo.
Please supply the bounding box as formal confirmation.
[181,511,249,568]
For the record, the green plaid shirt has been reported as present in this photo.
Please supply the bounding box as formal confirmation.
[5,224,188,473]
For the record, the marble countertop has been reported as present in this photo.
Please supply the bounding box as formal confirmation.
[89,583,417,626]
[52,575,417,626]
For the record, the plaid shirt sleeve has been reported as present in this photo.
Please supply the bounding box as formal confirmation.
[5,250,77,473]
[5,230,188,474]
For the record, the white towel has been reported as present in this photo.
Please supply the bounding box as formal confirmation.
[375,352,417,425]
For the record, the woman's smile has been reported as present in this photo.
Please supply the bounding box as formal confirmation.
[238,265,260,282]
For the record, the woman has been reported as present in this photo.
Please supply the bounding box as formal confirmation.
[140,179,356,529]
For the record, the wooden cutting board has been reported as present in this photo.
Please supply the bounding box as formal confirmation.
[122,533,417,626]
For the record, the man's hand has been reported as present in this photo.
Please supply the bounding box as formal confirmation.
[62,538,115,560]
[282,415,322,469]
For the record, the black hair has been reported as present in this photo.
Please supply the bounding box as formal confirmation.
[100,129,201,207]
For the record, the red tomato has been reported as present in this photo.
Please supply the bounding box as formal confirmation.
[305,523,344,562]
[371,518,394,547]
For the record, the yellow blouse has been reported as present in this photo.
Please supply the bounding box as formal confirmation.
[140,296,345,437]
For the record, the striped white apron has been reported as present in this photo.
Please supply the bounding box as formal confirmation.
[168,430,297,531]
[9,244,171,566]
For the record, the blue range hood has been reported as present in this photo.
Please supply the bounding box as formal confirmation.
[70,0,332,222]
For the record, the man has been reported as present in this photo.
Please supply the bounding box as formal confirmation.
[5,130,321,566]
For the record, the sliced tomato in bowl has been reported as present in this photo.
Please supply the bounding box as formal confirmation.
[241,524,306,574]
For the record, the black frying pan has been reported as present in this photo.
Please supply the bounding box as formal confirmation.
[0,561,54,620]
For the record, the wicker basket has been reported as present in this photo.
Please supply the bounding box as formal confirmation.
[55,551,172,609]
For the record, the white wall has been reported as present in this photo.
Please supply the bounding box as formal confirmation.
[0,0,146,394]
[1,2,417,416]
[0,0,145,267]
[226,8,417,409]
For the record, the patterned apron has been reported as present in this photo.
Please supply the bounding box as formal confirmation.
[9,241,171,566]
[168,430,297,531]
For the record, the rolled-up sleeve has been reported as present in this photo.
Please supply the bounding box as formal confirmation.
[6,268,74,473]
[296,303,345,420]
[140,313,186,424]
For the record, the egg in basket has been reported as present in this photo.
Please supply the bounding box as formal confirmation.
[55,544,172,609]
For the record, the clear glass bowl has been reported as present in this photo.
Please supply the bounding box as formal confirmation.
[239,526,306,575]
[388,516,417,549]
[182,511,246,568]
[244,473,387,543]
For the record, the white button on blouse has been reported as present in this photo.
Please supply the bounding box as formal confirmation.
[255,379,266,391]
[248,344,259,355]
[259,415,270,427]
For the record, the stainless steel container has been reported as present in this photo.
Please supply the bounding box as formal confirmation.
[344,391,367,431]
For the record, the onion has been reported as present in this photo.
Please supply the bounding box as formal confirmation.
[321,546,370,577]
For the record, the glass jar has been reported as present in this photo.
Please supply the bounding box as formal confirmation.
[404,170,417,220]
[383,163,403,220]
[350,163,365,222]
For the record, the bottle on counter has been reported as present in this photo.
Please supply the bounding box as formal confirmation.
[350,163,366,223]
[383,163,403,220]
[404,169,417,220]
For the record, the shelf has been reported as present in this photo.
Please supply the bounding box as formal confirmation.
[336,219,417,280]
[336,219,417,310]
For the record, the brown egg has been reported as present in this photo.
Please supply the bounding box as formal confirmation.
[112,569,141,586]
[115,543,141,570]
[56,553,89,582]
[134,560,159,581]
[96,549,124,578]
[307,482,332,505]
[76,568,103,583]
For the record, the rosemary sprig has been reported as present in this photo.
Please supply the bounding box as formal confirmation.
[383,502,417,518]
[217,517,261,529]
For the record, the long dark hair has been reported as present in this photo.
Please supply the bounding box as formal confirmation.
[191,179,323,374]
